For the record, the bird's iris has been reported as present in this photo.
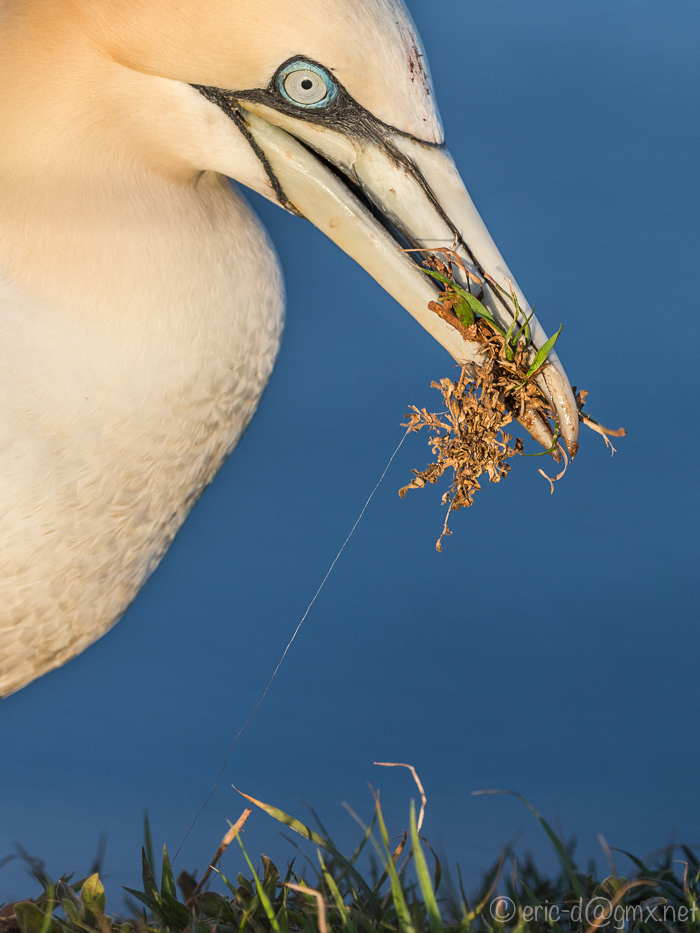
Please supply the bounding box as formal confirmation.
[278,61,337,109]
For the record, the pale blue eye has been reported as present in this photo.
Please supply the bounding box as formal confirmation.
[278,62,337,109]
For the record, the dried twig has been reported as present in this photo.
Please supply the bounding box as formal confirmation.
[374,762,427,833]
[538,447,569,495]
[580,414,626,454]
[284,883,329,933]
[598,833,618,878]
[188,808,252,902]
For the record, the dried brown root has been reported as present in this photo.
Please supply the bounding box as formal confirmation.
[538,447,569,495]
[575,389,627,455]
[400,359,527,550]
[401,254,625,549]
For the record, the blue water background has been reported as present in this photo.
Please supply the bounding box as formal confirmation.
[2,0,698,904]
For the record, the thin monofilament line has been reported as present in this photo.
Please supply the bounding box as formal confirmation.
[174,427,411,861]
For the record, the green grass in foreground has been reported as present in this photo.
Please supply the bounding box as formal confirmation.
[2,785,698,933]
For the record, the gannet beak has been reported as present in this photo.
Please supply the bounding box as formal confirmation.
[209,96,579,456]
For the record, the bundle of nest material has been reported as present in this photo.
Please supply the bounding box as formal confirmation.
[400,251,625,550]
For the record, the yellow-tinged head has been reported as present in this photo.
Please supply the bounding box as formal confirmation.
[70,0,442,141]
[5,0,579,450]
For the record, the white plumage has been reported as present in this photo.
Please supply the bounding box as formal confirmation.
[0,0,578,696]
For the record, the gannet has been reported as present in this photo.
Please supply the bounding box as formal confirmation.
[0,0,579,696]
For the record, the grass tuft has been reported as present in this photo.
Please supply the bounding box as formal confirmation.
[400,251,626,549]
[1,787,697,933]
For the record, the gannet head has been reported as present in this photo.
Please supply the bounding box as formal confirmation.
[79,0,579,453]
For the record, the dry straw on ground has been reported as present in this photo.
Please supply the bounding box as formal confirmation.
[400,251,625,550]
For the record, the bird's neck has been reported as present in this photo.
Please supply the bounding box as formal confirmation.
[0,0,208,185]
[0,0,255,313]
